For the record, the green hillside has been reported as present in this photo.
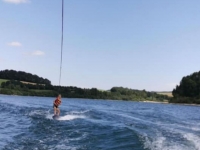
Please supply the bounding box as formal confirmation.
[0,79,8,85]
[0,70,170,101]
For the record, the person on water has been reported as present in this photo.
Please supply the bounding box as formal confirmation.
[53,94,62,116]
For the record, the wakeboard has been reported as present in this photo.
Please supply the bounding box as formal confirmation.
[52,115,60,120]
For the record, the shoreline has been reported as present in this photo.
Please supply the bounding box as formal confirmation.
[142,100,168,104]
[142,100,200,107]
[1,94,200,106]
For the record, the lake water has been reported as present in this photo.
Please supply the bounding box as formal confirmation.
[0,95,200,150]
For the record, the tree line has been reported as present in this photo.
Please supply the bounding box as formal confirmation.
[0,70,169,101]
[171,71,200,104]
[0,70,51,85]
[0,80,169,101]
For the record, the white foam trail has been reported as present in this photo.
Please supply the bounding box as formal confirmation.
[50,144,77,150]
[29,109,54,120]
[142,133,189,150]
[191,127,200,131]
[183,133,200,150]
[143,137,187,150]
[143,135,166,150]
[141,126,200,150]
[46,114,54,119]
[45,109,88,120]
[68,109,91,115]
[159,124,200,150]
[29,110,47,117]
[58,115,85,121]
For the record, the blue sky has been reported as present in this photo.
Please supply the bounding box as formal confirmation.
[0,0,200,91]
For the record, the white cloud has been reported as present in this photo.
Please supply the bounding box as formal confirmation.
[31,50,45,56]
[2,0,29,4]
[7,41,22,47]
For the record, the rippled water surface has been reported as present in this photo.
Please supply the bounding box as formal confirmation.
[0,95,200,150]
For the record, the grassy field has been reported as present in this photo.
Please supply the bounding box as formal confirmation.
[20,81,45,86]
[157,92,173,97]
[0,79,45,86]
[0,79,8,85]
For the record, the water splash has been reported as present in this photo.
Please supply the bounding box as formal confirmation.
[58,114,86,121]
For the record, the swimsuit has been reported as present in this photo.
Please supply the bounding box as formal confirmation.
[53,98,61,108]
[53,104,58,108]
